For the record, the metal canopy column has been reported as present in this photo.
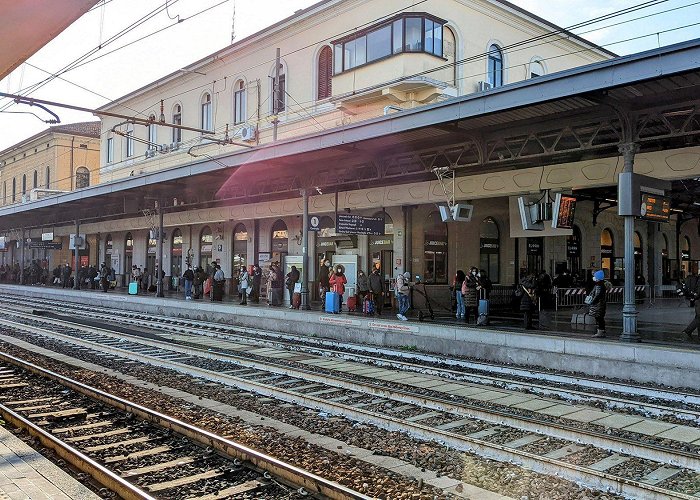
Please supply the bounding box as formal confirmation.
[73,219,80,290]
[156,204,164,298]
[19,227,25,285]
[300,188,310,310]
[619,143,640,342]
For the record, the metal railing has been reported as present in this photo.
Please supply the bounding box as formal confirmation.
[554,285,651,310]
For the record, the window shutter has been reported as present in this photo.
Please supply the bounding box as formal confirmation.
[318,46,332,100]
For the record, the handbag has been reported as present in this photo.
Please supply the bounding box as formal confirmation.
[584,294,594,305]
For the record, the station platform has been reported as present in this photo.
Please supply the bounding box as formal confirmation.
[0,424,100,500]
[2,283,699,390]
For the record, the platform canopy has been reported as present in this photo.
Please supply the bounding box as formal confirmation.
[1,38,700,231]
[0,0,98,80]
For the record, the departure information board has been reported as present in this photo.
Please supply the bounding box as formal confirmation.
[640,193,671,222]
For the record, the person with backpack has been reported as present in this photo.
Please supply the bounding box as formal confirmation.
[285,265,300,308]
[369,267,384,315]
[329,265,347,311]
[193,266,205,299]
[395,271,411,321]
[182,264,194,300]
[518,273,539,330]
[586,270,609,338]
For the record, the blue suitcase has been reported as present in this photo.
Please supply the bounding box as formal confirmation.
[128,282,138,295]
[477,299,489,325]
[325,291,340,313]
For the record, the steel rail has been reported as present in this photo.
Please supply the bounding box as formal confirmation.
[0,350,371,500]
[0,314,694,499]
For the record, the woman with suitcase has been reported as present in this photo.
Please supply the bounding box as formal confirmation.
[329,266,347,312]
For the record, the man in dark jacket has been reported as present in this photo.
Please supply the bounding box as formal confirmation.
[61,263,72,288]
[587,270,608,338]
[285,265,300,308]
[251,265,262,303]
[518,274,538,330]
[319,260,331,308]
[681,272,700,341]
[369,268,384,315]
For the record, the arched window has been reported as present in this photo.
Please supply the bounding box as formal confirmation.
[45,165,51,188]
[201,93,212,131]
[22,174,26,195]
[200,226,213,271]
[270,64,286,114]
[171,229,183,278]
[147,114,157,149]
[487,44,503,87]
[233,80,246,124]
[530,59,545,78]
[172,104,182,143]
[634,231,643,278]
[479,217,500,283]
[233,223,247,270]
[271,219,289,258]
[75,167,90,189]
[443,26,457,85]
[317,46,333,100]
[12,178,16,202]
[423,211,448,284]
[32,170,38,189]
[567,225,582,275]
[125,232,134,275]
[601,228,614,279]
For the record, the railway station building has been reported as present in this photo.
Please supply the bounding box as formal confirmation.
[1,0,699,340]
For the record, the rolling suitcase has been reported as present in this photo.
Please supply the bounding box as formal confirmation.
[347,295,358,312]
[325,291,340,313]
[477,297,489,326]
[363,293,375,315]
[292,292,301,309]
[128,282,138,295]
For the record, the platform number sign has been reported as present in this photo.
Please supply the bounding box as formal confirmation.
[309,216,321,232]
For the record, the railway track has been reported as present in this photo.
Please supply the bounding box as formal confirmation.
[0,301,697,498]
[0,350,368,500]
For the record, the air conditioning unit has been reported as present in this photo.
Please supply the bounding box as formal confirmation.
[240,126,257,142]
[145,149,156,159]
[477,81,493,92]
[170,142,181,151]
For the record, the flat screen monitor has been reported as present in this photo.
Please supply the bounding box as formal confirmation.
[640,193,671,222]
[551,193,576,229]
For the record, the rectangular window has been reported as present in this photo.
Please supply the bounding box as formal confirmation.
[343,39,355,70]
[432,23,442,57]
[334,44,343,74]
[355,35,367,66]
[392,19,403,54]
[234,88,246,124]
[106,137,113,164]
[367,24,391,62]
[201,101,212,131]
[126,131,134,158]
[172,113,182,143]
[404,17,422,52]
[424,19,434,54]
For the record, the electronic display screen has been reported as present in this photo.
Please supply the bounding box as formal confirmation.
[552,194,576,229]
[640,194,671,222]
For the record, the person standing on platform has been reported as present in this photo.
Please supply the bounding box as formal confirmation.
[61,262,72,289]
[239,266,249,305]
[369,267,384,315]
[212,264,225,301]
[319,259,331,309]
[681,271,700,341]
[462,267,479,324]
[518,273,538,330]
[453,270,466,319]
[251,265,262,303]
[395,271,411,321]
[182,264,194,300]
[587,270,609,338]
[329,265,347,312]
[193,266,205,300]
[357,270,370,303]
[285,265,300,309]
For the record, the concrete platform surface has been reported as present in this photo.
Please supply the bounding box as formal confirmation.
[3,284,700,389]
[0,424,100,500]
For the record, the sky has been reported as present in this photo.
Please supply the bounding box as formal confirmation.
[1,0,699,152]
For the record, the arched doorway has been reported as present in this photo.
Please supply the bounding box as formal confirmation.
[171,229,183,280]
[315,216,336,268]
[146,232,157,275]
[634,231,643,279]
[566,226,582,277]
[232,224,247,271]
[423,212,448,284]
[124,232,133,283]
[600,229,614,279]
[479,217,500,282]
[661,233,671,284]
[370,212,394,280]
[271,220,288,266]
[200,226,213,273]
[105,234,113,269]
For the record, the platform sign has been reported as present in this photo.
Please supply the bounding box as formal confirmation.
[336,213,384,235]
[42,232,54,241]
[552,194,576,229]
[309,216,321,232]
[640,194,671,222]
[28,238,62,250]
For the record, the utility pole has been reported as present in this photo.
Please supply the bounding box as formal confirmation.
[73,219,80,290]
[301,188,310,310]
[619,143,640,342]
[156,202,164,298]
[272,48,280,142]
